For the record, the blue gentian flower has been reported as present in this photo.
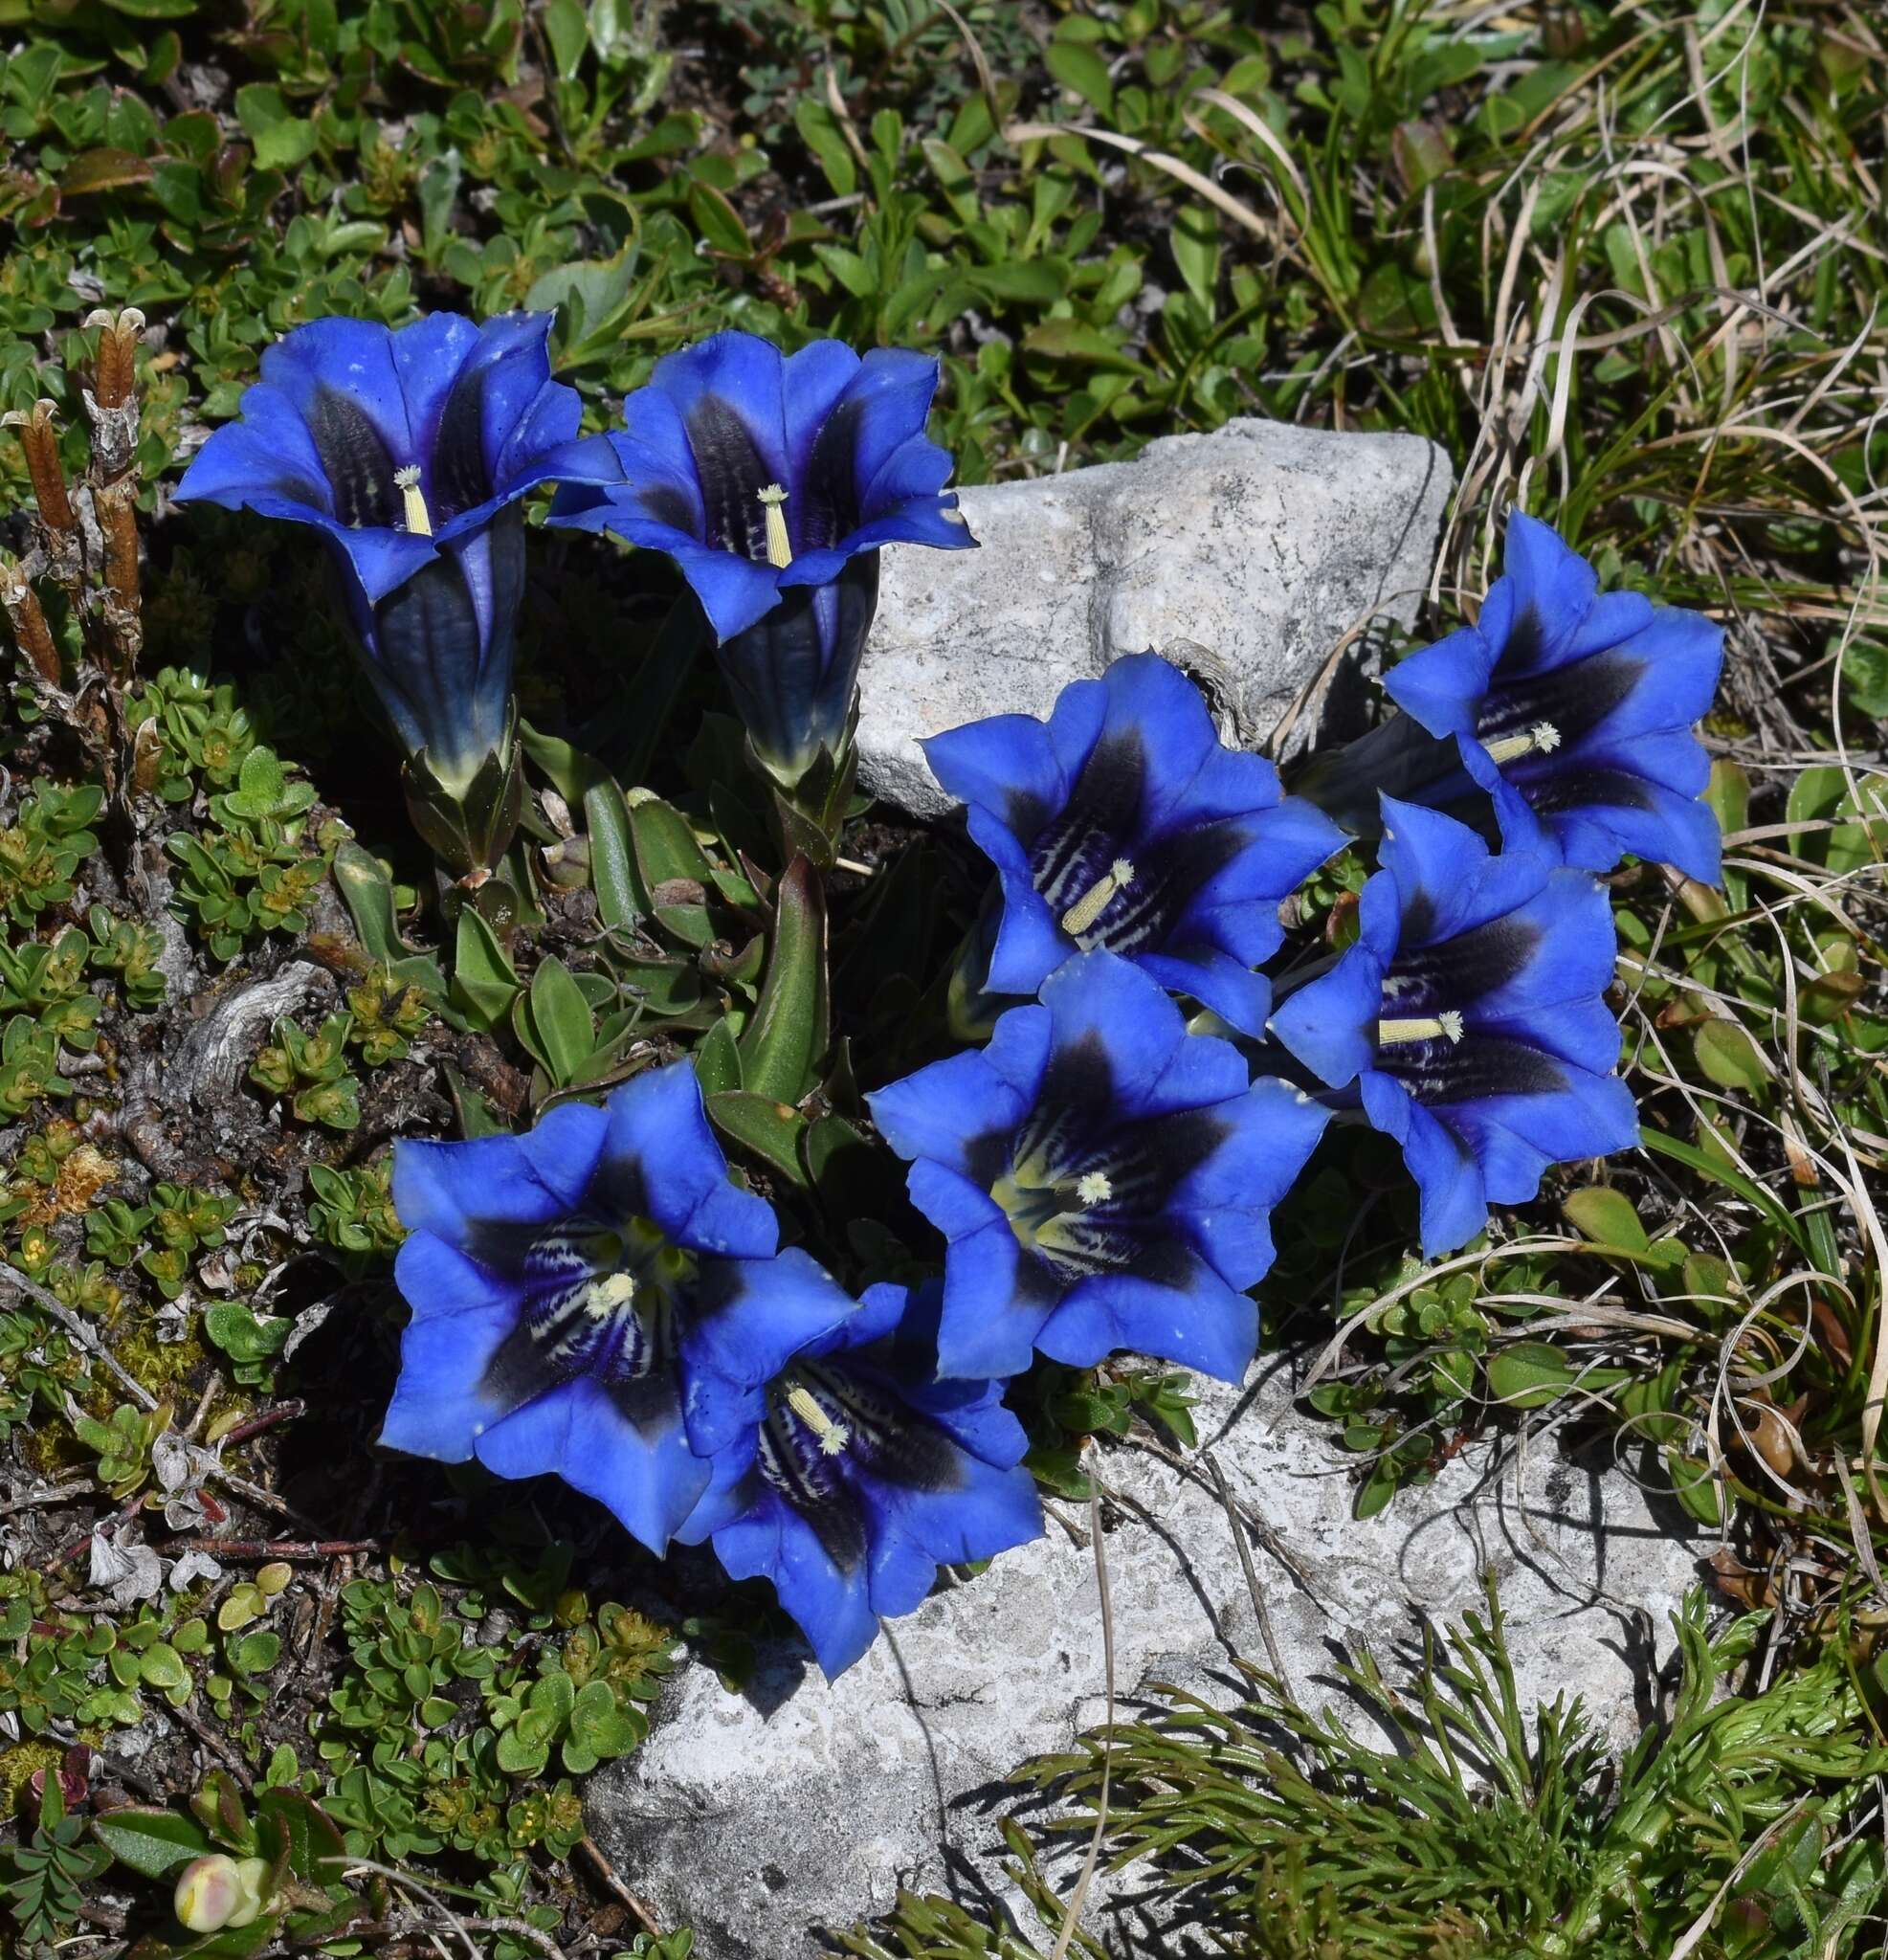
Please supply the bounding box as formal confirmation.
[923,653,1344,1036]
[1383,512,1723,883]
[546,331,974,788]
[175,312,580,792]
[677,1283,1043,1679]
[868,951,1328,1382]
[1269,794,1637,1259]
[382,1059,855,1554]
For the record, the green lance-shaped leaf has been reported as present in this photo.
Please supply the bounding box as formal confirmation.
[584,778,645,932]
[515,956,596,1091]
[329,842,408,967]
[631,793,718,891]
[737,856,828,1106]
[92,1807,215,1878]
[707,1091,810,1187]
[451,906,522,1034]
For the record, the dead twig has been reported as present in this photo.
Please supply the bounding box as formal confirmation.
[187,1537,381,1562]
[168,1695,256,1793]
[1205,1449,1293,1700]
[216,1400,308,1447]
[576,1837,663,1944]
[0,1264,161,1412]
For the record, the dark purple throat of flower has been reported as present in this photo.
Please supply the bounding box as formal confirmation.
[971,1032,1232,1284]
[661,392,877,568]
[306,367,500,537]
[1015,729,1249,954]
[1371,912,1567,1104]
[757,1359,967,1573]
[1477,641,1666,828]
[1474,616,1647,778]
[471,1216,699,1436]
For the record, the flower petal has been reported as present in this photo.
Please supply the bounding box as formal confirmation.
[1036,1257,1258,1381]
[1589,607,1723,740]
[680,1249,859,1456]
[594,1060,778,1258]
[713,1491,878,1680]
[1361,1072,1489,1258]
[380,1239,525,1460]
[1499,511,1602,672]
[474,1374,710,1555]
[646,329,792,522]
[1269,943,1387,1089]
[922,712,1068,838]
[391,1102,607,1245]
[860,1447,1042,1619]
[1434,1064,1637,1207]
[867,1030,1040,1180]
[174,386,336,521]
[1134,945,1273,1037]
[1034,951,1191,1119]
[926,1189,1061,1380]
[1171,1076,1330,1278]
[1381,622,1497,740]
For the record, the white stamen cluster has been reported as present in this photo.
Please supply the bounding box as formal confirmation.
[1377,1010,1465,1047]
[787,1381,850,1457]
[585,1271,638,1319]
[757,483,792,568]
[394,464,433,537]
[1482,720,1561,766]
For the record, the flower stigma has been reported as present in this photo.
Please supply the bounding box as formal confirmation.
[394,464,433,538]
[787,1380,851,1456]
[757,483,792,568]
[1061,858,1135,939]
[1482,721,1561,766]
[1378,1011,1465,1047]
[1075,1169,1113,1207]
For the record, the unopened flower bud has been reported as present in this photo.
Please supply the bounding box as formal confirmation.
[173,1854,275,1932]
[174,1856,243,1931]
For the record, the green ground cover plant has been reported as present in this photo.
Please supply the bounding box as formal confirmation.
[1,0,1885,1956]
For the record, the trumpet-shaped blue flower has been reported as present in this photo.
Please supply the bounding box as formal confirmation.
[1269,794,1637,1258]
[176,313,581,791]
[924,654,1344,1036]
[546,331,974,786]
[677,1283,1042,1679]
[383,1060,855,1554]
[1384,512,1723,883]
[869,952,1328,1382]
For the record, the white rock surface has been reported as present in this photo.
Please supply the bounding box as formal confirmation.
[586,1365,1702,1958]
[857,418,1454,817]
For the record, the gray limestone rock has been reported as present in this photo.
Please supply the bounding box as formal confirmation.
[855,418,1455,817]
[586,1364,1702,1958]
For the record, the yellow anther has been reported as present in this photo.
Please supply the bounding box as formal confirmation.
[1482,721,1561,766]
[787,1382,850,1457]
[1060,858,1135,940]
[394,464,433,536]
[1075,1170,1113,1207]
[757,483,792,568]
[1377,1012,1465,1047]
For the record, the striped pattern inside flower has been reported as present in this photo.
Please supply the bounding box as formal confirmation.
[758,1361,966,1571]
[984,1034,1232,1282]
[1373,912,1570,1104]
[1023,730,1249,955]
[308,361,499,536]
[1471,626,1643,777]
[475,1219,696,1410]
